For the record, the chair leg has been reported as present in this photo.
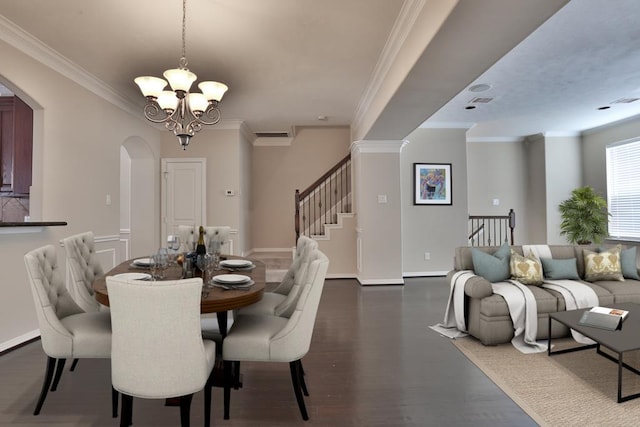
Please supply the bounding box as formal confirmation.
[233,361,241,389]
[289,360,309,421]
[50,358,67,391]
[120,394,133,427]
[112,387,119,417]
[299,360,309,396]
[70,358,79,371]
[223,360,232,420]
[33,357,56,415]
[204,374,213,427]
[179,394,193,427]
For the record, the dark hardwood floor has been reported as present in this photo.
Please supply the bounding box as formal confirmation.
[0,278,536,426]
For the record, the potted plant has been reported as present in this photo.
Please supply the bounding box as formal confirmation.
[558,186,610,244]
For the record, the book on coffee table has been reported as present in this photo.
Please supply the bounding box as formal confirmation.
[579,306,629,331]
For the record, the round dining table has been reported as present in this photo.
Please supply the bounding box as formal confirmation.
[92,255,266,337]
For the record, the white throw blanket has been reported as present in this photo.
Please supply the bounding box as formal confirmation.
[523,245,598,345]
[492,280,547,353]
[430,270,474,339]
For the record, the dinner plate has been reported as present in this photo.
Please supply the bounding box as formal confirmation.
[132,257,152,267]
[113,272,152,281]
[211,280,255,289]
[219,259,254,268]
[213,274,251,284]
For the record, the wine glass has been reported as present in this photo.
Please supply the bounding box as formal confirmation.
[167,235,180,265]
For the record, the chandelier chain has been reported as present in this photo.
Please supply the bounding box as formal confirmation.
[181,0,188,68]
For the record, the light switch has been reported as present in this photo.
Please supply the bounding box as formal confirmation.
[492,198,500,206]
[377,195,387,204]
[106,194,112,205]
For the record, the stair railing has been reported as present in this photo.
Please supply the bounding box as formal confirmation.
[295,154,351,240]
[468,208,515,246]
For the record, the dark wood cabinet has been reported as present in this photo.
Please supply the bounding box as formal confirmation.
[0,96,33,195]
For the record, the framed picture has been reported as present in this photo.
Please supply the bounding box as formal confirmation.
[413,163,452,205]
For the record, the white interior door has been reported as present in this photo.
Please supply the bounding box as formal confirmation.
[161,158,206,245]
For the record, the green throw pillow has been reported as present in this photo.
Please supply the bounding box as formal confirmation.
[540,257,580,280]
[471,242,510,283]
[621,247,640,280]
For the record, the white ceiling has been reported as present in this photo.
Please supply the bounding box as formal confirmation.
[425,0,640,140]
[1,0,638,140]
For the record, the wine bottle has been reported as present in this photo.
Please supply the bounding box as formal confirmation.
[195,226,206,277]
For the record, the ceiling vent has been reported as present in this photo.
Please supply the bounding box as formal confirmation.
[255,131,291,138]
[468,97,494,104]
[611,97,640,104]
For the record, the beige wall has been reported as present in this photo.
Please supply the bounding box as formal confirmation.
[160,126,252,254]
[0,39,160,348]
[251,127,351,250]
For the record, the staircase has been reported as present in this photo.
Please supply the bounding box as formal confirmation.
[295,154,352,240]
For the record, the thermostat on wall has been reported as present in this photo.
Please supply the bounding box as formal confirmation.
[225,190,235,196]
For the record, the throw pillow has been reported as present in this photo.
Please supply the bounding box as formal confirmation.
[471,242,510,283]
[509,249,543,285]
[583,244,624,282]
[540,257,580,280]
[620,246,640,280]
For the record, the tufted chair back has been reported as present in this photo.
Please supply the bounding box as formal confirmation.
[176,225,196,252]
[61,232,104,312]
[273,236,318,296]
[203,225,231,255]
[24,245,84,357]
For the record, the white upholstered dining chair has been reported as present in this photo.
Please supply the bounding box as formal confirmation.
[176,224,196,253]
[60,231,104,313]
[203,225,231,255]
[107,276,217,427]
[222,248,329,420]
[238,235,318,318]
[24,244,114,416]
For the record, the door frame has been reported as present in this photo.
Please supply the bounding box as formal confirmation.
[161,158,207,245]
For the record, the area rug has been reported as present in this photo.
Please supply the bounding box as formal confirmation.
[453,337,640,426]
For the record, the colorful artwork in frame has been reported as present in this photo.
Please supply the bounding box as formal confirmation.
[414,163,452,205]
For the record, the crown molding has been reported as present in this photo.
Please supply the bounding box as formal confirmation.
[351,0,426,133]
[351,139,408,154]
[0,14,140,117]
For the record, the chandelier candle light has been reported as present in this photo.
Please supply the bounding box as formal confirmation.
[134,0,228,149]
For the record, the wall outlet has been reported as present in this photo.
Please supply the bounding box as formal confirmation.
[424,252,430,260]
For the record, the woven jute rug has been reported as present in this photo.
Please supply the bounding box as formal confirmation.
[453,336,640,426]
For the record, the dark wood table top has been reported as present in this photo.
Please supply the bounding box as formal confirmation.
[93,256,265,314]
[550,302,640,353]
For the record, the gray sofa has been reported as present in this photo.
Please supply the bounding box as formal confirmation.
[448,244,640,346]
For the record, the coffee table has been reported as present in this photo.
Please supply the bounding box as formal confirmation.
[548,302,640,403]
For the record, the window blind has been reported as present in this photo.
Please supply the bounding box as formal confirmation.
[606,138,640,239]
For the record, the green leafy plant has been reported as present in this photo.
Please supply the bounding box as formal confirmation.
[558,186,610,244]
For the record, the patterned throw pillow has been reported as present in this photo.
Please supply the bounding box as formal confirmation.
[583,244,624,282]
[510,249,543,285]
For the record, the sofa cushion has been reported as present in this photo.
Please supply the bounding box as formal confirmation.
[509,249,543,285]
[479,285,558,317]
[471,242,510,282]
[540,257,580,280]
[584,245,624,282]
[592,280,640,304]
[621,246,640,280]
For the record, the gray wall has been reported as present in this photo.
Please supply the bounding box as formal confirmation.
[401,128,468,275]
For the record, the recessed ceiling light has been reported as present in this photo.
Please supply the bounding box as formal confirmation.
[317,115,328,121]
[598,106,611,110]
[469,84,491,93]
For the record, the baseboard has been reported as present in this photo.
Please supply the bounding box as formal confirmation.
[403,271,448,277]
[0,329,39,354]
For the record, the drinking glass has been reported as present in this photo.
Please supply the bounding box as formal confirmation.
[167,235,180,265]
[208,239,222,269]
[151,249,169,280]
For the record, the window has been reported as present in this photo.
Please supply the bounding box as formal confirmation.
[606,138,640,240]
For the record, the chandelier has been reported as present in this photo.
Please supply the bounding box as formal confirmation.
[134,0,228,149]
